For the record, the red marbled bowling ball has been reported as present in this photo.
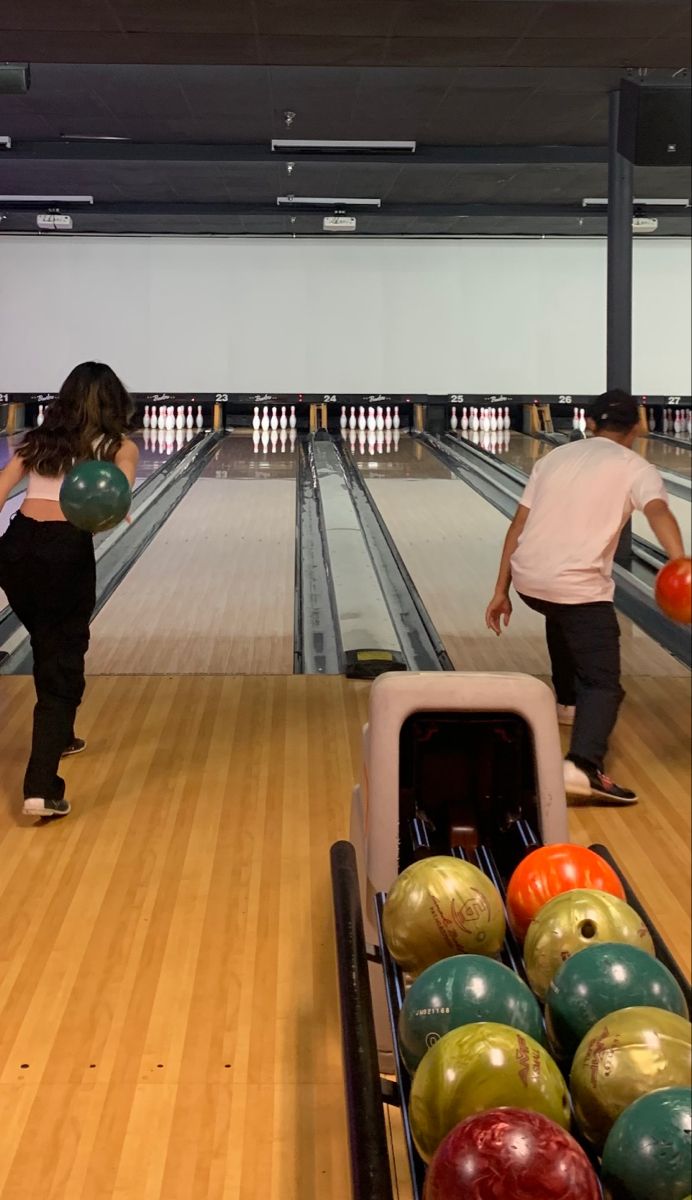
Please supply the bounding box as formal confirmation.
[423,1108,602,1200]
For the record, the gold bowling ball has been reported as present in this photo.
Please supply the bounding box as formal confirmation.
[570,1006,692,1149]
[410,1021,571,1163]
[382,856,506,977]
[524,889,654,1002]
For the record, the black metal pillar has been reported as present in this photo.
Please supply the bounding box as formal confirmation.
[608,87,634,563]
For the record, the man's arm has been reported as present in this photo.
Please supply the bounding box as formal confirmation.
[485,504,530,635]
[0,455,28,510]
[644,498,685,560]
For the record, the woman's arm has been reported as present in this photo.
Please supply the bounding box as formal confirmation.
[114,439,140,489]
[0,454,28,510]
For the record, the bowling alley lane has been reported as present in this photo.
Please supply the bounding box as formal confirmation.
[86,431,297,674]
[634,434,692,479]
[350,432,687,679]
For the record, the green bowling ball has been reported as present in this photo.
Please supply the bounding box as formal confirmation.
[399,954,545,1075]
[570,1006,692,1149]
[601,1087,692,1200]
[546,942,689,1062]
[60,459,131,533]
[409,1021,571,1163]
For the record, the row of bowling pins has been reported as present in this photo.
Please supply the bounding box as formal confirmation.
[455,406,511,433]
[253,404,297,432]
[253,428,297,454]
[572,407,587,432]
[339,405,401,432]
[343,427,401,455]
[142,426,197,454]
[658,407,692,436]
[143,404,204,431]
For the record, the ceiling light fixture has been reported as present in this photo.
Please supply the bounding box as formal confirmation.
[0,195,94,203]
[582,196,689,206]
[277,195,381,208]
[272,139,416,154]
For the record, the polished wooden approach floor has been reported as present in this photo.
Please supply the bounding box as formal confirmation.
[0,673,689,1199]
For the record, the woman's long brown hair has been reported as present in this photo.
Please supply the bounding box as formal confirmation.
[17,361,135,476]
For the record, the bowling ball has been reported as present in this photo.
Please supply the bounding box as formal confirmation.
[399,953,545,1074]
[382,856,505,977]
[423,1108,602,1200]
[507,843,626,942]
[570,1006,692,1149]
[547,942,688,1061]
[601,1087,692,1200]
[524,890,654,1002]
[60,459,131,533]
[409,1021,571,1163]
[655,557,692,625]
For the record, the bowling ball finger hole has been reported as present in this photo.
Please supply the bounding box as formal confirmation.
[579,920,598,939]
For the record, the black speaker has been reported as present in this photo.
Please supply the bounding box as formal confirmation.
[617,80,691,166]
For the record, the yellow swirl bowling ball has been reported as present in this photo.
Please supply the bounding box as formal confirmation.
[570,1006,692,1149]
[382,856,506,977]
[524,888,654,1001]
[410,1021,571,1163]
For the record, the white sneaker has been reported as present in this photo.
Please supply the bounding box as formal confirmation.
[563,760,638,805]
[563,760,591,796]
[22,796,71,818]
[556,704,576,726]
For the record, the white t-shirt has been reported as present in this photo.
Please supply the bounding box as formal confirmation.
[511,438,667,603]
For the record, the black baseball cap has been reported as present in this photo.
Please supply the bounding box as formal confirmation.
[586,389,641,430]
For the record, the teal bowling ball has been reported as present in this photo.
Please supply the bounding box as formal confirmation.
[398,953,545,1075]
[601,1086,692,1200]
[546,942,688,1062]
[60,460,131,533]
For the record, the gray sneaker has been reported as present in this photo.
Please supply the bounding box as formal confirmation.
[61,738,86,758]
[22,796,71,818]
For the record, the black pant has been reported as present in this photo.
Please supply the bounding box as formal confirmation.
[519,593,625,772]
[0,513,95,800]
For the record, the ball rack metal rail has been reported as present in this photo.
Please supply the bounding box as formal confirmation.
[330,833,691,1200]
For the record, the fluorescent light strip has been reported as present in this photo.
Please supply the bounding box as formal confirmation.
[277,195,381,208]
[272,139,416,152]
[582,197,690,207]
[0,194,94,203]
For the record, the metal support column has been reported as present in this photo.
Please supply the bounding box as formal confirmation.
[608,86,634,564]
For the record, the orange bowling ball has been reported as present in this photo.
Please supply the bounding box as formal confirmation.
[506,844,626,942]
[655,557,692,625]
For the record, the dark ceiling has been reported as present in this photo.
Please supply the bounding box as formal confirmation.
[0,1,690,237]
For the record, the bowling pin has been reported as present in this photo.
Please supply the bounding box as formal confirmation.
[392,405,400,430]
[490,408,497,432]
[37,403,44,427]
[252,406,260,431]
[674,409,681,434]
[143,404,150,428]
[579,408,586,433]
[167,405,176,431]
[648,408,656,432]
[186,405,194,429]
[196,404,203,429]
[461,407,468,431]
[687,409,691,434]
[384,406,392,431]
[176,405,185,430]
[504,406,511,430]
[261,406,270,431]
[289,406,297,430]
[358,406,366,432]
[348,406,356,431]
[340,405,347,430]
[270,406,278,431]
[573,406,579,430]
[450,405,458,431]
[367,406,376,432]
[376,406,384,432]
[280,405,288,431]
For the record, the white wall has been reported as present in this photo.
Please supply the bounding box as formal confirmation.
[0,235,689,394]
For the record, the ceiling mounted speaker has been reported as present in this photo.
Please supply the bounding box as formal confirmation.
[617,80,691,166]
[0,64,30,95]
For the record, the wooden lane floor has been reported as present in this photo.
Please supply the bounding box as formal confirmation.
[356,435,687,677]
[86,433,298,676]
[634,434,692,479]
[0,672,689,1199]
